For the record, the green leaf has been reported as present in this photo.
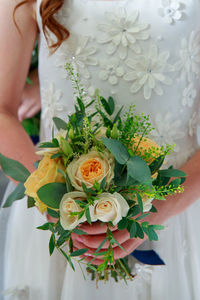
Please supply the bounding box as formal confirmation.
[53,117,67,130]
[47,208,59,218]
[27,196,35,208]
[135,213,150,221]
[151,224,165,230]
[39,142,59,148]
[108,97,115,115]
[168,178,181,188]
[56,231,71,247]
[127,156,152,184]
[136,222,144,239]
[118,218,128,230]
[0,153,30,182]
[149,155,165,174]
[129,221,137,238]
[101,138,130,165]
[51,153,63,159]
[72,228,88,235]
[86,207,91,224]
[100,97,112,115]
[136,193,143,214]
[150,205,157,213]
[60,249,75,271]
[97,110,113,127]
[111,237,125,252]
[37,183,67,209]
[49,234,55,255]
[149,227,159,241]
[37,222,54,231]
[77,97,85,113]
[159,169,187,178]
[71,248,88,257]
[3,183,25,208]
[113,106,123,124]
[66,175,73,192]
[33,161,40,169]
[94,237,108,254]
[127,205,140,218]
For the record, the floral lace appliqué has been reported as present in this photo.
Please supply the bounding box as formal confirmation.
[189,112,199,137]
[124,44,174,100]
[41,82,65,130]
[175,31,200,83]
[55,35,97,79]
[158,0,183,24]
[97,8,149,60]
[151,112,185,152]
[99,58,124,85]
[182,83,197,107]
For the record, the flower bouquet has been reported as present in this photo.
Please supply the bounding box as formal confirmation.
[0,65,186,283]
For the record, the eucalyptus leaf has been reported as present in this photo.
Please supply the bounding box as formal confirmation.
[127,156,151,184]
[0,153,30,182]
[3,183,25,208]
[136,193,143,214]
[102,138,130,165]
[53,117,67,130]
[37,183,67,209]
[72,228,88,235]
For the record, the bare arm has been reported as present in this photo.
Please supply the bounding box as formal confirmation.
[0,0,38,174]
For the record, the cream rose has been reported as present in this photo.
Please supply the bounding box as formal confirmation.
[90,192,129,225]
[67,150,114,191]
[95,127,107,140]
[60,192,86,230]
[142,195,154,212]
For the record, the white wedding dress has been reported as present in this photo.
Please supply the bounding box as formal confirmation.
[1,0,200,299]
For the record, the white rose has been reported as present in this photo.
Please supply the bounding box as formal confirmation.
[90,192,129,225]
[59,192,86,230]
[67,150,114,191]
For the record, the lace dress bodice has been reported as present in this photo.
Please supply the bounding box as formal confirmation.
[37,0,200,167]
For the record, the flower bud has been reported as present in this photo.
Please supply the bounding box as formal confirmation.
[68,127,75,139]
[60,137,73,156]
[106,127,111,138]
[111,124,119,139]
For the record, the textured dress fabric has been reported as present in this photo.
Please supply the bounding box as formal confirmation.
[2,0,200,299]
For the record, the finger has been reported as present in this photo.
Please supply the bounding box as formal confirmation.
[112,238,143,259]
[73,238,108,257]
[80,221,118,235]
[72,229,130,249]
[72,248,104,265]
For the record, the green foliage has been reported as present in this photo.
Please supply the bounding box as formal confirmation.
[37,183,67,209]
[0,154,30,182]
[3,183,25,208]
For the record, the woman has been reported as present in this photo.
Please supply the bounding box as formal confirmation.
[1,0,200,299]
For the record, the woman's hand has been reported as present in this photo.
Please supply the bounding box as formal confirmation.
[18,69,41,121]
[71,221,144,265]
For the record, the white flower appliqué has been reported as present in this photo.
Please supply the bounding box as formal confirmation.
[99,58,124,85]
[97,8,149,60]
[175,31,200,82]
[41,82,65,130]
[55,35,97,79]
[189,112,199,137]
[151,113,185,152]
[158,0,183,24]
[182,83,197,107]
[124,44,174,100]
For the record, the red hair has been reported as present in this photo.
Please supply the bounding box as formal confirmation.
[14,0,70,50]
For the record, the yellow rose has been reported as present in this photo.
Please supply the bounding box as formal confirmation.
[90,192,129,225]
[60,192,86,230]
[132,135,161,163]
[24,154,65,213]
[67,150,114,191]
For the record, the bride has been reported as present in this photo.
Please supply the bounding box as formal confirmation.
[1,0,200,299]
